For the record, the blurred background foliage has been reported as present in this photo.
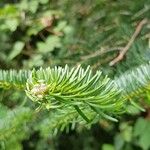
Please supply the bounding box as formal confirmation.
[0,0,150,150]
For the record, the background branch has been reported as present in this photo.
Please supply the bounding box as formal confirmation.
[109,18,148,66]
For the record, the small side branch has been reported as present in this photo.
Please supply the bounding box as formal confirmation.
[81,47,123,60]
[109,18,148,66]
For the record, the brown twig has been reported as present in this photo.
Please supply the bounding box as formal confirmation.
[81,47,123,60]
[109,18,148,66]
[91,55,115,70]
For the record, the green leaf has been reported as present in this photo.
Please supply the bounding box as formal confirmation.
[114,134,124,150]
[54,21,67,32]
[139,126,150,150]
[120,123,132,142]
[0,105,7,118]
[29,0,39,13]
[0,4,17,17]
[23,54,44,68]
[134,118,150,150]
[8,41,24,60]
[102,144,115,150]
[133,118,147,137]
[5,19,19,31]
[37,36,61,53]
[18,0,28,10]
[39,0,49,4]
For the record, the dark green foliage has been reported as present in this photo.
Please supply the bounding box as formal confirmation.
[0,105,33,150]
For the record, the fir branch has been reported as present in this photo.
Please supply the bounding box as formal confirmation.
[0,106,32,140]
[115,62,150,98]
[0,69,30,89]
[26,65,123,122]
[1,62,150,127]
[109,18,148,66]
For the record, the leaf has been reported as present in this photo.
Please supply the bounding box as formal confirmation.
[114,134,124,150]
[102,144,115,150]
[139,126,150,150]
[8,41,24,60]
[120,123,132,142]
[18,0,28,10]
[29,0,39,13]
[5,19,19,31]
[24,54,44,68]
[0,4,17,17]
[54,21,67,32]
[133,118,147,137]
[134,118,150,150]
[37,36,61,53]
[39,0,49,4]
[0,105,7,118]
